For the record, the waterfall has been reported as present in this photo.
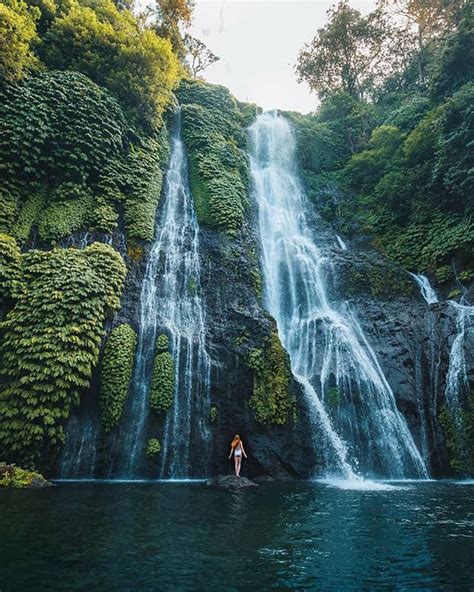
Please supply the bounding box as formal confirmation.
[116,115,211,479]
[249,112,427,479]
[336,235,348,251]
[445,302,474,416]
[409,273,439,305]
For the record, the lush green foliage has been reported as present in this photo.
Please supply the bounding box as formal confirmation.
[146,438,161,458]
[100,324,137,432]
[0,0,39,82]
[247,331,295,425]
[0,243,126,468]
[296,1,392,100]
[149,334,175,414]
[0,70,170,244]
[0,233,23,300]
[179,79,250,236]
[293,5,473,281]
[0,461,49,488]
[36,0,180,127]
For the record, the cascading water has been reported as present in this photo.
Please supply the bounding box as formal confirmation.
[249,112,427,479]
[409,273,439,305]
[116,114,211,479]
[445,301,474,416]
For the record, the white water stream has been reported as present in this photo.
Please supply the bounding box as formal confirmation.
[249,112,427,479]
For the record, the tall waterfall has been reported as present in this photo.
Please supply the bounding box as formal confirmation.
[117,115,211,479]
[249,112,427,479]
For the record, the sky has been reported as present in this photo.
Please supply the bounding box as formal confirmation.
[189,0,377,113]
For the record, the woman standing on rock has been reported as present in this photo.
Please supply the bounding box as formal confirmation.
[228,435,247,477]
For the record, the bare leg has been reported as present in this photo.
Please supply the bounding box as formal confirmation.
[236,456,242,477]
[234,455,238,476]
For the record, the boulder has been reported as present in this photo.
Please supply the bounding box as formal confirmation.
[206,475,258,491]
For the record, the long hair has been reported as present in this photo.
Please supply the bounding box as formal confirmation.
[231,434,241,448]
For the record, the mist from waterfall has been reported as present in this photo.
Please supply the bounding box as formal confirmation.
[249,112,427,479]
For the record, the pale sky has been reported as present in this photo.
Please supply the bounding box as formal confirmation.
[189,0,377,113]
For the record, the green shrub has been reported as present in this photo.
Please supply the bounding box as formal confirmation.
[0,462,49,488]
[100,324,137,432]
[247,330,295,425]
[37,0,180,127]
[37,183,95,243]
[146,438,161,458]
[0,242,126,468]
[149,334,175,414]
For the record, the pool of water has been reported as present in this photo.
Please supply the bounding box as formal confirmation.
[1,480,472,591]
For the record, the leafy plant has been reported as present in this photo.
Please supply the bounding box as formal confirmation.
[0,243,126,468]
[247,330,295,425]
[149,334,175,414]
[179,80,249,236]
[146,438,161,458]
[100,324,137,432]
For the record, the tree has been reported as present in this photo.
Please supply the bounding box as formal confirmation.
[0,0,40,83]
[184,34,219,79]
[38,0,180,127]
[296,1,392,101]
[146,0,194,57]
[378,0,468,49]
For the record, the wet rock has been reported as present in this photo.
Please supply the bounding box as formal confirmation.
[206,475,258,490]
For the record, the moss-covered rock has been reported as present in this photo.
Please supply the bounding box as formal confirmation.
[146,438,161,458]
[0,462,51,488]
[100,324,137,432]
[179,80,249,236]
[0,243,126,468]
[149,334,175,414]
[247,330,295,425]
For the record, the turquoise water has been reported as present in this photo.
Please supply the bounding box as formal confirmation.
[0,480,473,591]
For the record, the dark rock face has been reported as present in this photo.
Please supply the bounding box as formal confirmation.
[206,475,258,490]
[57,177,473,481]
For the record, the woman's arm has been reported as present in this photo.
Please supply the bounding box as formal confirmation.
[241,443,248,458]
[228,447,233,459]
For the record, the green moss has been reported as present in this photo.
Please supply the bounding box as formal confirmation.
[149,334,175,414]
[100,324,137,432]
[346,260,413,299]
[447,289,462,300]
[0,243,126,468]
[247,330,295,425]
[0,462,49,488]
[0,233,23,300]
[146,438,161,458]
[179,80,249,236]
